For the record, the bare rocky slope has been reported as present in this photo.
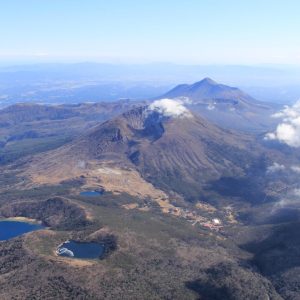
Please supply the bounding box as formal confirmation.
[25,101,263,201]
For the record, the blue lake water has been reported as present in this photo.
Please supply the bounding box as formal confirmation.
[0,220,44,241]
[56,240,105,259]
[80,190,103,197]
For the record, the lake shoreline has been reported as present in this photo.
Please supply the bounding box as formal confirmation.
[0,216,42,225]
[0,219,45,241]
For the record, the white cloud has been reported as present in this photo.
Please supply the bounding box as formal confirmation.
[207,103,215,111]
[267,163,300,174]
[266,162,286,173]
[175,96,192,104]
[265,100,300,147]
[291,165,300,173]
[273,187,300,210]
[292,188,300,197]
[148,99,192,118]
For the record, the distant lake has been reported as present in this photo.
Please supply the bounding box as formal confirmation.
[0,220,44,241]
[80,190,103,197]
[56,240,105,259]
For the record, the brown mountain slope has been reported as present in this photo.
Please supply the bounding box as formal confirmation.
[0,101,146,165]
[24,99,261,201]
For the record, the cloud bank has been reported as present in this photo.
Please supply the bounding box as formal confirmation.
[148,99,192,118]
[291,165,300,173]
[207,103,216,111]
[266,162,300,174]
[274,187,300,209]
[266,162,286,173]
[265,101,300,147]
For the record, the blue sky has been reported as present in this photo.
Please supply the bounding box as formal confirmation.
[1,0,300,64]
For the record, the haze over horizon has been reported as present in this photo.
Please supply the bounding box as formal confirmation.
[1,1,300,105]
[1,0,300,65]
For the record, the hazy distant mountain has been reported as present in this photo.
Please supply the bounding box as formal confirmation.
[161,77,256,103]
[1,63,300,87]
[242,85,300,104]
[0,63,299,107]
[0,101,146,165]
[0,101,144,125]
[159,78,277,132]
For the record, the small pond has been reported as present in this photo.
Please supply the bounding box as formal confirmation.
[56,240,105,259]
[80,190,104,197]
[0,220,44,241]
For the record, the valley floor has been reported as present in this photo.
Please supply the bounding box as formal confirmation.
[0,179,295,300]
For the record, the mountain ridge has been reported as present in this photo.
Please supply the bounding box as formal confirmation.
[158,78,276,132]
[160,77,257,103]
[24,101,259,201]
